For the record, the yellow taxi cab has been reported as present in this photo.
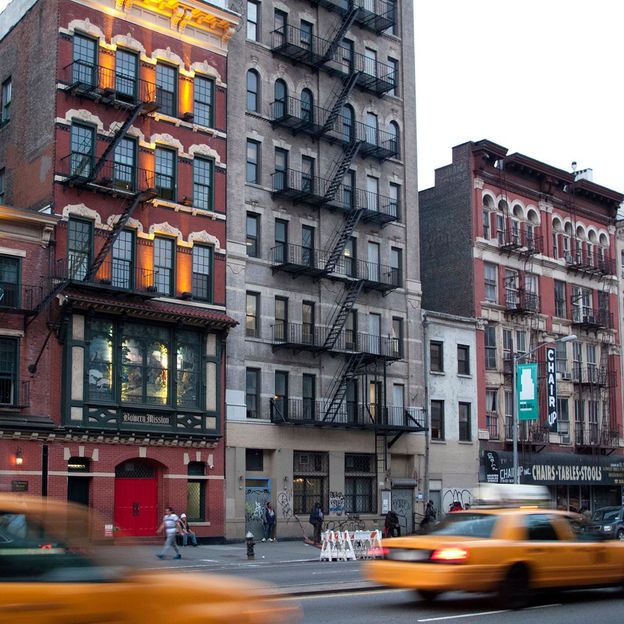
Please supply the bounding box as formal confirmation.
[365,504,624,608]
[0,494,300,623]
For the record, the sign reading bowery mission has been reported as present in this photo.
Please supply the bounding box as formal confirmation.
[122,412,171,426]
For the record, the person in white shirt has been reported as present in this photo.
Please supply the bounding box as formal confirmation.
[156,506,182,560]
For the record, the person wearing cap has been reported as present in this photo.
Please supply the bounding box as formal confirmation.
[179,513,198,547]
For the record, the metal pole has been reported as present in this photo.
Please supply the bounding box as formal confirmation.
[512,354,519,484]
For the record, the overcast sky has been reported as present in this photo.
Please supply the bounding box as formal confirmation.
[414,1,624,193]
[1,0,622,194]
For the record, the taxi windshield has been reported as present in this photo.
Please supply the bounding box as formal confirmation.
[429,513,498,538]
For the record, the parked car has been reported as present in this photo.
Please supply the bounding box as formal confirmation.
[584,506,624,540]
[364,507,624,608]
[0,495,300,624]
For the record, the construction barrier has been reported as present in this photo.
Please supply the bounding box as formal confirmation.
[319,529,383,561]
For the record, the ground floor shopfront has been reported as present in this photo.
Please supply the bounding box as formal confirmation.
[0,437,225,540]
[225,420,427,540]
[481,449,624,512]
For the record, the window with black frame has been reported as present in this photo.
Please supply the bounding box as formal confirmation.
[194,75,214,127]
[70,123,95,179]
[191,245,213,302]
[156,63,177,116]
[113,137,136,192]
[0,255,20,308]
[0,337,18,405]
[115,49,138,100]
[345,454,375,513]
[111,230,134,290]
[153,237,174,295]
[186,461,206,522]
[293,451,328,515]
[193,157,213,211]
[176,330,201,409]
[67,218,92,280]
[154,147,176,201]
[72,34,97,86]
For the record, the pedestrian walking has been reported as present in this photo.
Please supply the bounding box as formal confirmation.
[309,501,324,545]
[419,500,437,531]
[156,506,182,559]
[179,513,198,547]
[263,502,276,542]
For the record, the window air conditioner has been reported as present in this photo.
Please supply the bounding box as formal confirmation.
[561,371,572,381]
[565,253,574,264]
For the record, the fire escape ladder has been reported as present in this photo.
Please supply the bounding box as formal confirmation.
[321,6,358,64]
[323,140,361,202]
[25,279,70,327]
[321,71,360,134]
[85,191,152,281]
[324,206,363,273]
[323,279,363,350]
[323,351,365,422]
[87,103,145,183]
[376,433,388,475]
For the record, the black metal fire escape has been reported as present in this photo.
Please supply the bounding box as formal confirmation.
[29,98,158,326]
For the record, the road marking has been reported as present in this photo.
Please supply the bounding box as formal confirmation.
[417,603,564,622]
[417,610,508,622]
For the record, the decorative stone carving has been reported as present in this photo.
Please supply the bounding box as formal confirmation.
[189,230,223,253]
[152,47,184,67]
[67,18,105,40]
[473,177,484,190]
[189,144,222,164]
[107,215,144,234]
[149,222,183,242]
[62,204,103,227]
[150,133,184,152]
[111,33,146,55]
[66,109,104,133]
[190,61,222,83]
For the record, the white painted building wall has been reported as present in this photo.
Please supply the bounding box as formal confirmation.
[424,311,479,515]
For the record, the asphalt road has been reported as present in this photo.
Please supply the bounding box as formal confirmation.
[291,587,624,623]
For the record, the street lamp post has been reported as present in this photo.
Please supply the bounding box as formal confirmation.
[512,334,577,484]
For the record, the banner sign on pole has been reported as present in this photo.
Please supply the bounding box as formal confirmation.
[517,362,538,421]
[545,347,558,432]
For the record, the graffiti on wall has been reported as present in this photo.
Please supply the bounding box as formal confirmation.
[329,491,345,515]
[277,490,293,520]
[442,488,474,514]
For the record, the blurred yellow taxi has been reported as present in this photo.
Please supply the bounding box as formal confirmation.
[0,495,300,623]
[365,506,624,608]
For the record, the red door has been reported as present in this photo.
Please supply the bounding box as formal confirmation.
[114,476,158,536]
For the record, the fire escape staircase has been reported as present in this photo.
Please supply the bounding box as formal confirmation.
[30,103,156,325]
[322,279,363,350]
[323,139,362,202]
[321,7,359,64]
[322,351,365,423]
[324,206,364,274]
[321,71,360,135]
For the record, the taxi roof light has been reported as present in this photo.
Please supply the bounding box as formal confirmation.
[430,547,469,564]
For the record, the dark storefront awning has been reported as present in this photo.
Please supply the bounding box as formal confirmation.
[482,449,624,486]
[62,291,237,330]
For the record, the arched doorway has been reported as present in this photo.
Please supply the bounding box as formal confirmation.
[114,459,159,536]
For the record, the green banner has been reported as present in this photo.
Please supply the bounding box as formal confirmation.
[517,362,538,421]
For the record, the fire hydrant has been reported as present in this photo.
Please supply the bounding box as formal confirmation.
[246,531,255,559]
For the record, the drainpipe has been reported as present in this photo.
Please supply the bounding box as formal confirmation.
[422,311,430,511]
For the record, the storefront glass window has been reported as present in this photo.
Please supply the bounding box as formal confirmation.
[87,320,114,401]
[177,331,201,408]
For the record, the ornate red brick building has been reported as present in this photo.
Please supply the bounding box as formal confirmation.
[0,0,238,540]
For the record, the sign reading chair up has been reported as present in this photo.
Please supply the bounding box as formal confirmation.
[517,362,538,421]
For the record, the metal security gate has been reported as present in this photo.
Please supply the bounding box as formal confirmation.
[245,478,270,540]
[391,488,413,535]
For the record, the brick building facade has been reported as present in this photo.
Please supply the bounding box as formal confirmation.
[420,140,624,511]
[0,0,238,540]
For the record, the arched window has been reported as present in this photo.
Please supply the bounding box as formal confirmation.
[388,121,400,156]
[341,104,355,142]
[246,69,259,113]
[300,88,313,123]
[273,79,287,119]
